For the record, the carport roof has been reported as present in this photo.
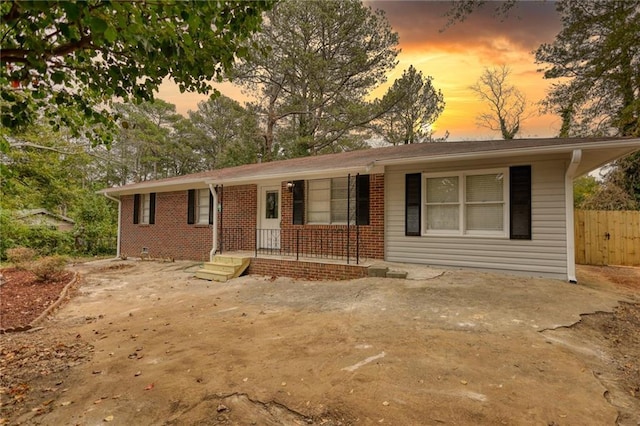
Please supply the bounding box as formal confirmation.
[100,137,640,196]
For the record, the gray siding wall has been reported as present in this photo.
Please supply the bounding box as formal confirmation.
[384,156,569,279]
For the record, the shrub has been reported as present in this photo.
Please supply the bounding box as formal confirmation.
[5,247,37,269]
[29,255,68,281]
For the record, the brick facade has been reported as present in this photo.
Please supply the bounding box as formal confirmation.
[247,258,367,280]
[280,173,385,261]
[120,175,385,269]
[120,185,257,261]
[121,191,213,261]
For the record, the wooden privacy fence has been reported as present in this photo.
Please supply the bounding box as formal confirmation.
[574,210,640,266]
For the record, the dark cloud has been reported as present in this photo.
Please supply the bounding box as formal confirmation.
[368,1,561,53]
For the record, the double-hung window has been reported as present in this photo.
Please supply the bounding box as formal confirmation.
[133,193,156,225]
[307,177,356,225]
[196,189,210,224]
[425,170,507,236]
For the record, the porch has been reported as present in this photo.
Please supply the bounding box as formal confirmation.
[196,227,405,282]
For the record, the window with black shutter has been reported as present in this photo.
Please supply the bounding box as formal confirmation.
[510,165,532,240]
[187,189,196,224]
[148,193,156,225]
[292,180,305,225]
[405,173,421,236]
[133,194,140,224]
[356,174,370,225]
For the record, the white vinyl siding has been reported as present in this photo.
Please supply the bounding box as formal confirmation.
[197,189,209,224]
[385,158,568,279]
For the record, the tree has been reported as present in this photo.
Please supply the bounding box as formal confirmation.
[189,96,263,169]
[535,1,640,137]
[233,0,399,158]
[373,66,445,145]
[105,100,195,184]
[469,65,529,140]
[0,0,273,149]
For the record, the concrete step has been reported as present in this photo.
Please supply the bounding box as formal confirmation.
[386,270,408,279]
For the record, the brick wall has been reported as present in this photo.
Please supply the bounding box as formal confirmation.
[121,191,212,261]
[279,174,385,260]
[218,185,257,252]
[119,175,384,263]
[120,185,257,261]
[247,258,367,280]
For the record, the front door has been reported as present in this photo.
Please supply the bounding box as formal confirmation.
[259,186,281,249]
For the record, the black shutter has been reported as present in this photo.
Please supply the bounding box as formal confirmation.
[292,180,305,225]
[356,174,370,225]
[187,189,195,224]
[405,173,421,236]
[133,194,140,224]
[209,191,214,225]
[510,166,531,240]
[149,193,156,225]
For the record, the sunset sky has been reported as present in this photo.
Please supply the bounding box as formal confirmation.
[157,1,563,141]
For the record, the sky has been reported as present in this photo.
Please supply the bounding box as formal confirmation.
[156,1,563,141]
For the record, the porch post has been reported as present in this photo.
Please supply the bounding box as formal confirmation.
[347,174,351,264]
[208,184,218,262]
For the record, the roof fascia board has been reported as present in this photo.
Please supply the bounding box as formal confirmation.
[375,139,640,167]
[204,164,374,186]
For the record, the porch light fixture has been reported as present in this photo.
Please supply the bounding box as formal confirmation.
[287,181,295,192]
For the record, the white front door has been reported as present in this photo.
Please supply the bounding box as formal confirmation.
[259,186,281,249]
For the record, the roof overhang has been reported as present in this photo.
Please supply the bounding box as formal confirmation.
[375,139,640,177]
[99,138,640,197]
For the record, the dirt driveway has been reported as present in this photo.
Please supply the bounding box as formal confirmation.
[2,260,639,425]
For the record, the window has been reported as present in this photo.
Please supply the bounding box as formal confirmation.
[187,189,212,225]
[265,190,278,219]
[424,170,507,236]
[133,193,156,225]
[196,189,210,224]
[305,176,366,225]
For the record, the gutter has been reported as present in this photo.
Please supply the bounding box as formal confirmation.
[102,193,122,259]
[564,149,582,283]
[208,184,218,262]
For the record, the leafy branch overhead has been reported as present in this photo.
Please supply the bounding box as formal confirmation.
[0,0,274,147]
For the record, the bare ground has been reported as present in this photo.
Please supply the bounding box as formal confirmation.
[1,260,639,425]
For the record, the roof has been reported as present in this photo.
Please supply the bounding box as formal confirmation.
[100,137,640,196]
[16,209,75,224]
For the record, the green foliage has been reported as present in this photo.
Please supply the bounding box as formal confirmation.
[189,96,263,168]
[72,193,117,255]
[234,0,399,158]
[573,175,600,208]
[535,1,640,137]
[576,153,640,210]
[374,65,445,144]
[29,255,68,281]
[5,246,37,269]
[1,0,274,146]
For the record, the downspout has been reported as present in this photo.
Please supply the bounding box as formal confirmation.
[564,149,582,283]
[209,184,218,262]
[103,193,122,259]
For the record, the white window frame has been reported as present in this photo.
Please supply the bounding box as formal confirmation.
[423,168,509,238]
[196,188,210,225]
[140,193,151,225]
[306,177,355,225]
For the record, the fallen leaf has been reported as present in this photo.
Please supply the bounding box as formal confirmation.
[144,383,154,390]
[104,415,114,422]
[60,401,72,406]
